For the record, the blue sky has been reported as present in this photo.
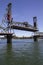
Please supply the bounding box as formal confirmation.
[0,0,43,37]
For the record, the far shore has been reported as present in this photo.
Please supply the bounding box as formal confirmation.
[0,36,43,39]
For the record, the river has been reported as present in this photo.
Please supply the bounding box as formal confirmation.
[0,39,43,65]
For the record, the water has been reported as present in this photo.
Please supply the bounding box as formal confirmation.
[0,39,43,65]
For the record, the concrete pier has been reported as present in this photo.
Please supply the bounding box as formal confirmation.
[33,36,37,41]
[0,33,12,43]
[7,34,12,43]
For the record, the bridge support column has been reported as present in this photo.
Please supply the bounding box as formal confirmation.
[7,34,12,43]
[33,36,37,41]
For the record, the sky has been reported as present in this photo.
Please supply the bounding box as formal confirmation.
[0,0,43,37]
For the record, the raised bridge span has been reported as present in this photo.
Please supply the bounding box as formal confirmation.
[8,21,38,32]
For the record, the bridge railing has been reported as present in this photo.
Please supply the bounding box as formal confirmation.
[33,32,43,36]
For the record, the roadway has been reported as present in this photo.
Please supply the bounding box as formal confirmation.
[9,25,38,32]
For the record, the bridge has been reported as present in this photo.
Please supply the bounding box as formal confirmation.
[8,21,38,32]
[32,32,43,41]
[33,32,43,37]
[0,3,38,43]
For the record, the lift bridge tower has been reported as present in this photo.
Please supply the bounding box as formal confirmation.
[33,16,38,41]
[33,17,37,29]
[0,3,12,33]
[0,3,13,43]
[7,3,12,33]
[0,3,13,33]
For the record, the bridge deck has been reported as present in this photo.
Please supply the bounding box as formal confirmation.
[0,33,13,35]
[10,25,38,32]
